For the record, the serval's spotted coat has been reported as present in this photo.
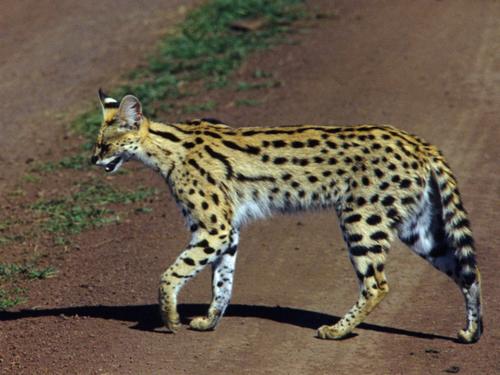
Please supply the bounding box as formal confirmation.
[91,91,482,343]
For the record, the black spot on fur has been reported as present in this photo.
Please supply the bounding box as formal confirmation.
[382,195,395,206]
[370,231,388,241]
[400,179,412,188]
[291,141,305,148]
[374,169,384,178]
[183,258,195,266]
[391,175,401,183]
[308,139,320,147]
[348,233,363,242]
[211,193,219,205]
[308,176,318,183]
[379,182,390,190]
[326,141,337,149]
[345,214,362,224]
[366,215,382,225]
[272,140,287,148]
[274,157,287,165]
[364,265,375,277]
[350,245,369,256]
[314,156,324,164]
[225,245,238,256]
[203,246,216,254]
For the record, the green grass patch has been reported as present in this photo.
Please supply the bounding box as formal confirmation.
[23,173,42,183]
[235,98,261,107]
[236,80,281,91]
[0,262,56,310]
[0,263,57,281]
[32,181,156,238]
[0,288,26,310]
[252,69,273,78]
[30,153,90,173]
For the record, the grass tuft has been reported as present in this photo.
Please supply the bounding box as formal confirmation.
[32,181,156,237]
[0,262,57,310]
[0,263,57,281]
[236,98,261,107]
[0,288,26,310]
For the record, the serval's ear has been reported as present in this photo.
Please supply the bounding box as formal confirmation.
[118,95,143,129]
[98,88,119,117]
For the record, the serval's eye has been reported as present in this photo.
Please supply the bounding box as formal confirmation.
[99,143,110,154]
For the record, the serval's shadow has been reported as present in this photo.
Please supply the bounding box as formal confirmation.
[0,303,455,342]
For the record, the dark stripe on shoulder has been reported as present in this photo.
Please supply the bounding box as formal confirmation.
[203,131,223,139]
[202,117,224,124]
[236,173,276,182]
[222,140,260,155]
[205,145,234,178]
[150,129,181,142]
[169,124,196,134]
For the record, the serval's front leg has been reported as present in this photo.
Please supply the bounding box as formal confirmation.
[159,229,232,332]
[190,229,240,331]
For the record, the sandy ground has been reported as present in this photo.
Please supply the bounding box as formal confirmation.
[0,0,499,374]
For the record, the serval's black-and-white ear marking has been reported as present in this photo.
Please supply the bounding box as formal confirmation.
[91,93,483,344]
[97,88,120,125]
[98,88,119,111]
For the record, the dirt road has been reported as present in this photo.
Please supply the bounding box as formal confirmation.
[1,0,499,374]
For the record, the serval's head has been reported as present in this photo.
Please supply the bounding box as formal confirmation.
[91,89,145,173]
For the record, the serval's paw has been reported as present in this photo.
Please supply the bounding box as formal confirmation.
[457,318,483,344]
[317,324,350,340]
[161,311,181,333]
[166,319,181,333]
[189,316,217,331]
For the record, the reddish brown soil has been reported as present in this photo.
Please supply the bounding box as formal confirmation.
[1,0,499,374]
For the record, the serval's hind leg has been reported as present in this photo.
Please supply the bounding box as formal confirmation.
[318,209,394,339]
[399,174,483,343]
